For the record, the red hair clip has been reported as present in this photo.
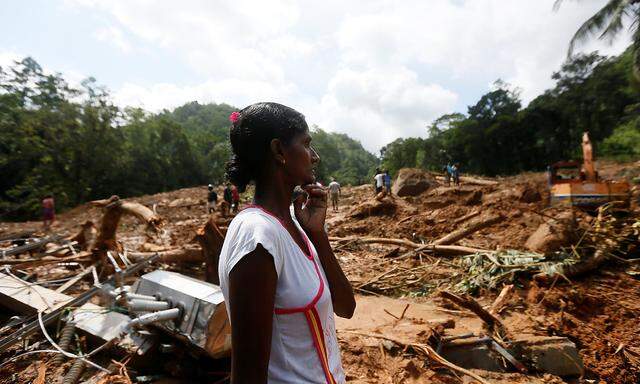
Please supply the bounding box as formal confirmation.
[229,111,240,123]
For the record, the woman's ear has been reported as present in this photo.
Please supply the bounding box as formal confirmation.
[270,138,286,165]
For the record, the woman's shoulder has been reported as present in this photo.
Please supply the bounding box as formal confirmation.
[228,207,281,234]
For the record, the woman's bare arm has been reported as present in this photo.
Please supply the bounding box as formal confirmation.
[228,244,278,383]
[308,229,356,318]
[297,184,355,319]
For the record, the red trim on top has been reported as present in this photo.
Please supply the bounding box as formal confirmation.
[274,258,324,314]
[245,204,314,260]
[245,204,325,315]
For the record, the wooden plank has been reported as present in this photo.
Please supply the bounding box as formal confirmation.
[0,272,72,314]
[55,265,95,293]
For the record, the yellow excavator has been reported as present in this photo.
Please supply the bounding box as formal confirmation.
[549,132,630,209]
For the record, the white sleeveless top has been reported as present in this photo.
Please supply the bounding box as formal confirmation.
[218,206,345,384]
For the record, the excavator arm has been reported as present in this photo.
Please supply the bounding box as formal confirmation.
[581,132,597,182]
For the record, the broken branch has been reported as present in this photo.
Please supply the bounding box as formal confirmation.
[433,213,502,245]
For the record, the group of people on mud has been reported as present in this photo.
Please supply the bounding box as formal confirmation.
[207,183,240,216]
[443,163,461,186]
[208,176,344,216]
[374,168,392,195]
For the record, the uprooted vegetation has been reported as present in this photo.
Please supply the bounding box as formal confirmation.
[0,161,639,383]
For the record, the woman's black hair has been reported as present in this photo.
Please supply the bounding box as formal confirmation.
[225,102,309,192]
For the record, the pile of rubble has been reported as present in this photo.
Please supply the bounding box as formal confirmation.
[0,161,638,383]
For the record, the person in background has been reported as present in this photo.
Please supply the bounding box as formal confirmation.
[42,194,55,231]
[374,169,385,195]
[223,183,233,216]
[452,163,461,186]
[219,103,354,383]
[443,164,451,186]
[231,184,240,213]
[383,170,392,194]
[207,184,218,214]
[328,177,341,212]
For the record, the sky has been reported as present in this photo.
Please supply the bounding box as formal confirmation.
[0,0,633,153]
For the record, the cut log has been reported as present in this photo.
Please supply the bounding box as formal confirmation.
[435,175,498,186]
[453,210,480,225]
[196,217,225,284]
[433,213,502,245]
[90,195,163,267]
[439,291,508,338]
[128,246,203,264]
[328,236,490,256]
[489,284,514,315]
[329,236,419,249]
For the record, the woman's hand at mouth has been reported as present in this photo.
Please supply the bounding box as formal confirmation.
[294,183,327,234]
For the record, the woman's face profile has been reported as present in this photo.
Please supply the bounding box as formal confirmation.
[282,128,319,186]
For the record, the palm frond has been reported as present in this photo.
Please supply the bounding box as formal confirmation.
[632,8,640,80]
[553,0,565,12]
[568,0,629,56]
[599,0,632,42]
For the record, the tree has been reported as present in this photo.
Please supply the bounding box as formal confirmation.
[310,126,378,185]
[0,57,380,219]
[556,0,640,79]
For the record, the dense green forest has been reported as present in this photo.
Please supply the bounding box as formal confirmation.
[2,47,640,220]
[0,58,376,220]
[381,49,640,176]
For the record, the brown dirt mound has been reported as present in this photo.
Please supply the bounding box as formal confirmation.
[348,197,397,219]
[525,271,640,384]
[392,168,438,197]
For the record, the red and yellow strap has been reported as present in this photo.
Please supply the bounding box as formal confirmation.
[304,307,337,384]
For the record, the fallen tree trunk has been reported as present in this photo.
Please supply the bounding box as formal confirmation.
[489,284,514,315]
[90,195,163,268]
[440,290,508,338]
[196,217,225,284]
[128,246,204,264]
[329,236,418,248]
[91,196,163,231]
[534,244,612,283]
[435,175,498,186]
[433,213,502,245]
[328,236,489,256]
[453,210,480,225]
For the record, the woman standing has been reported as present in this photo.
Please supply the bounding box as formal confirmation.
[218,102,355,384]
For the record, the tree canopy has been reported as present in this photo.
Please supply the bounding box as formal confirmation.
[0,58,377,220]
[2,47,639,220]
[381,48,640,176]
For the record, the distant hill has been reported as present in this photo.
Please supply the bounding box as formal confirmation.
[161,102,378,186]
[0,56,378,220]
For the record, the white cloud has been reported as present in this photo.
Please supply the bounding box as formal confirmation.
[57,0,635,152]
[0,50,22,69]
[315,67,458,151]
[0,50,86,89]
[95,26,132,53]
[114,79,298,113]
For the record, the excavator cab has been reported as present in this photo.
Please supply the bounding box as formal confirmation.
[549,132,630,210]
